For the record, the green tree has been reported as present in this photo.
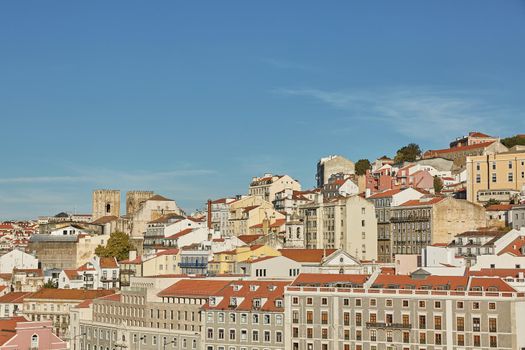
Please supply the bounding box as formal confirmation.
[355,159,371,175]
[484,198,501,208]
[43,279,57,288]
[95,231,134,261]
[501,135,525,148]
[433,176,443,194]
[394,143,421,163]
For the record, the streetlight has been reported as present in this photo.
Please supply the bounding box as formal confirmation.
[135,335,145,350]
[163,339,176,350]
[71,332,86,350]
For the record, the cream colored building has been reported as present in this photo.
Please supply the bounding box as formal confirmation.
[300,195,378,261]
[390,196,487,255]
[466,150,525,204]
[227,196,285,236]
[248,173,301,204]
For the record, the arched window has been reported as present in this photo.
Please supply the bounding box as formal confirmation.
[31,334,38,348]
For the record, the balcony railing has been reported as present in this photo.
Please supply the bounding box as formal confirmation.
[178,262,208,268]
[366,322,412,329]
[390,216,429,223]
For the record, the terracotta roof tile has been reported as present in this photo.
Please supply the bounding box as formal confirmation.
[279,249,337,263]
[291,273,369,287]
[158,279,232,297]
[100,257,119,269]
[26,288,115,301]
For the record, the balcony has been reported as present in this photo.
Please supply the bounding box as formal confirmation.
[178,262,208,268]
[390,216,429,223]
[365,322,412,329]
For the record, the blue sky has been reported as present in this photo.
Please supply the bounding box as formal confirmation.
[1,1,524,219]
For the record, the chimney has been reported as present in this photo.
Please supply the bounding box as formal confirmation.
[207,199,212,230]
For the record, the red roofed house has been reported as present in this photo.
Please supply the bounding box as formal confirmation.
[22,289,116,338]
[0,318,67,349]
[58,256,119,290]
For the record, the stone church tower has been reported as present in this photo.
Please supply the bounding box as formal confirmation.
[92,190,121,221]
[284,211,305,248]
[126,191,154,216]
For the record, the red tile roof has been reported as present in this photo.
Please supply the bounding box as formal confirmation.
[498,236,525,256]
[469,277,515,292]
[399,197,445,207]
[26,288,115,301]
[166,228,194,240]
[486,204,514,211]
[202,280,290,312]
[372,274,468,290]
[158,279,232,298]
[469,132,492,138]
[100,257,119,269]
[0,292,32,303]
[156,248,180,256]
[238,235,264,244]
[291,273,369,287]
[368,189,403,199]
[470,268,525,278]
[0,317,28,345]
[279,249,337,263]
[426,141,495,155]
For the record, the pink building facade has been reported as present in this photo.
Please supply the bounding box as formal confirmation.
[0,319,67,350]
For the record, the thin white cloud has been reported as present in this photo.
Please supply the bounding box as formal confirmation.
[261,58,316,72]
[276,87,520,140]
[0,169,217,185]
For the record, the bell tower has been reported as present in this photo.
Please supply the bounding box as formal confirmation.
[92,190,121,221]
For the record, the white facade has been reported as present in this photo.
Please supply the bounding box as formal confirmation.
[50,225,89,236]
[0,249,39,273]
[236,255,302,278]
[421,245,466,267]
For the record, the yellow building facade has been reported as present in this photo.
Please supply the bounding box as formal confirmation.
[466,151,525,204]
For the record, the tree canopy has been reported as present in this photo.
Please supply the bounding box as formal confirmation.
[433,176,443,194]
[95,231,134,261]
[355,159,371,175]
[394,143,421,163]
[501,135,525,148]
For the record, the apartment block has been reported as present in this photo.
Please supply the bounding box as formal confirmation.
[466,150,525,204]
[285,273,525,350]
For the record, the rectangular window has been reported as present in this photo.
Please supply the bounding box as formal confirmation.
[489,318,497,332]
[508,172,513,182]
[457,317,464,331]
[434,316,442,330]
[473,317,481,332]
[492,173,497,182]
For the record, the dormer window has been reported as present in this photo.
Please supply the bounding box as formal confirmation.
[230,297,237,306]
[249,285,259,292]
[253,298,261,308]
[209,297,216,306]
[267,285,276,292]
[233,284,242,291]
[275,299,283,308]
